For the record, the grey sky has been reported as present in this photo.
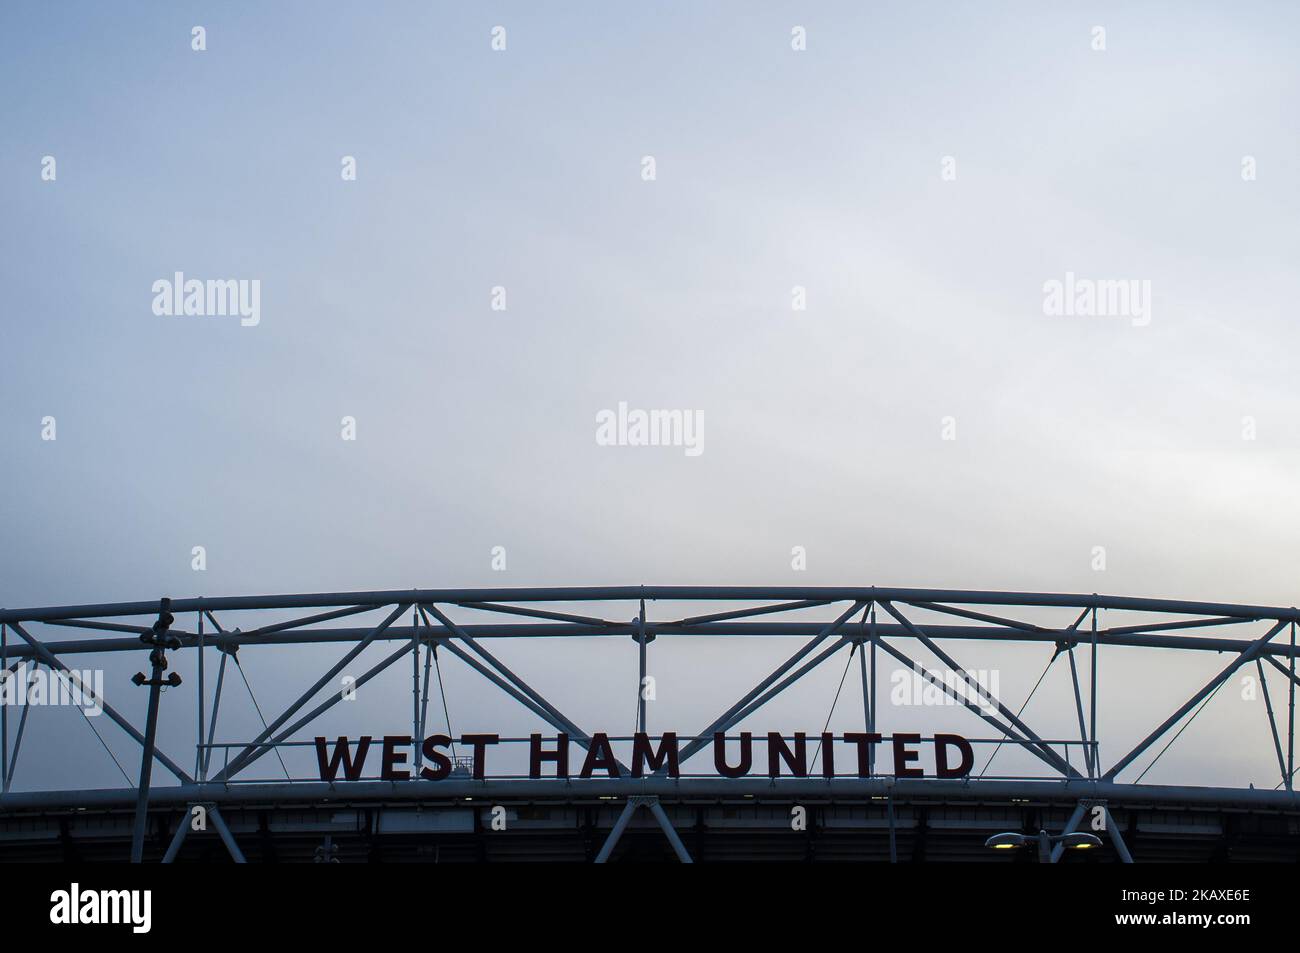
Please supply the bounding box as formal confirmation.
[2,2,1298,791]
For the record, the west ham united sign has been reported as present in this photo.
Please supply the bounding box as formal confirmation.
[314,731,975,781]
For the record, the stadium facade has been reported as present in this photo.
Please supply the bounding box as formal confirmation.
[1,586,1298,862]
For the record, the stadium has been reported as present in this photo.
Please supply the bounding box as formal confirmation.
[2,586,1297,863]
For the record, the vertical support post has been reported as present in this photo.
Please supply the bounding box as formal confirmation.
[418,637,434,760]
[869,606,877,776]
[637,599,648,735]
[203,651,227,781]
[1090,603,1098,773]
[196,610,205,779]
[856,604,873,776]
[1,621,7,795]
[411,607,421,773]
[1290,619,1295,792]
[858,643,871,774]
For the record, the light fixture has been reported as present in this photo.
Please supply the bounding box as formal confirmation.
[984,829,1103,862]
[984,832,1028,849]
[1058,831,1101,850]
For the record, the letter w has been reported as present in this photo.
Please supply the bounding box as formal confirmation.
[315,736,372,780]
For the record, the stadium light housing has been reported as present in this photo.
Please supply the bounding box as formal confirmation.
[985,829,1103,861]
[1058,832,1102,850]
[984,832,1028,849]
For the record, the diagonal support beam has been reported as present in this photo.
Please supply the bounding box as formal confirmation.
[594,799,638,862]
[872,636,1068,777]
[208,805,246,863]
[161,809,191,863]
[1056,607,1093,777]
[1104,616,1250,636]
[645,798,693,863]
[221,640,415,781]
[435,640,586,738]
[879,602,1080,778]
[1263,653,1300,690]
[422,605,592,743]
[215,603,408,780]
[1048,800,1131,862]
[904,601,1053,633]
[1049,799,1090,863]
[7,692,31,784]
[452,602,621,628]
[1256,659,1288,788]
[676,601,867,766]
[1104,620,1288,781]
[1105,807,1134,863]
[239,604,380,638]
[593,796,692,863]
[672,600,834,627]
[8,621,192,784]
[422,606,625,770]
[708,638,853,740]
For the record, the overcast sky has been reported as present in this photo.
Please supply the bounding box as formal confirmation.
[2,2,1299,793]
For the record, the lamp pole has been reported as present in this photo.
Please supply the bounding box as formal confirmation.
[129,598,182,863]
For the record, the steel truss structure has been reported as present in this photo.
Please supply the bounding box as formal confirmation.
[2,586,1299,862]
